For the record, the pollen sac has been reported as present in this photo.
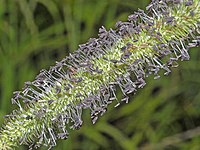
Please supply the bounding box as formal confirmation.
[165,16,175,24]
[128,14,138,22]
[48,100,55,105]
[121,46,127,52]
[57,132,68,140]
[185,0,193,6]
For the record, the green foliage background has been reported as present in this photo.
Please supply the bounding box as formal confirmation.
[0,0,200,149]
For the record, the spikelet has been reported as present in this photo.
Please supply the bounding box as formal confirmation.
[0,0,199,149]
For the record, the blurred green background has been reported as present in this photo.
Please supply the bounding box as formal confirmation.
[0,0,200,149]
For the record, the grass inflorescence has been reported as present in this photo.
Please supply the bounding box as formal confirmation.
[0,0,199,149]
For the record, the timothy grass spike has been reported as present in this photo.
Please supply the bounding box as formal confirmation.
[0,0,199,149]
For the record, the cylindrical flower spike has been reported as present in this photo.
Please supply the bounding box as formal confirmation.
[0,0,200,149]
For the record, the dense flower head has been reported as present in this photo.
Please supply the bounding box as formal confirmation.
[0,0,199,149]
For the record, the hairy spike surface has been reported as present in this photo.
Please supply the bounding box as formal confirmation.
[0,0,200,149]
